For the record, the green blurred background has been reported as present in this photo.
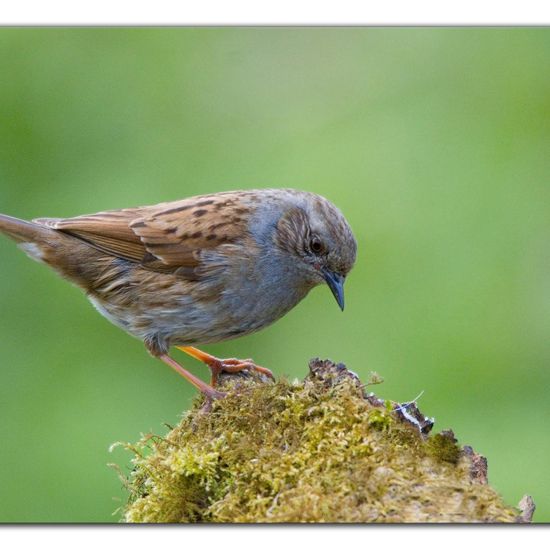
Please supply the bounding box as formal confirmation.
[0,28,548,523]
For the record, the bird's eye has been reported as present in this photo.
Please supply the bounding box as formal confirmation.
[310,236,324,254]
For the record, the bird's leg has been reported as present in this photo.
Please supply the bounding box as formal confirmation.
[158,353,225,400]
[176,346,274,387]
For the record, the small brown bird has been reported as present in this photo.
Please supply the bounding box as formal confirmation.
[0,189,356,399]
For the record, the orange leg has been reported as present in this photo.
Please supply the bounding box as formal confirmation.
[158,353,225,400]
[176,346,274,386]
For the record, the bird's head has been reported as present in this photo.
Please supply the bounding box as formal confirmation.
[274,193,357,310]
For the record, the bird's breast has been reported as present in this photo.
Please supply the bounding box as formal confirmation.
[210,249,313,338]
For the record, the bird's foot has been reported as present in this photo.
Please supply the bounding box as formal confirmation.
[209,357,275,386]
[176,346,274,386]
[158,353,226,400]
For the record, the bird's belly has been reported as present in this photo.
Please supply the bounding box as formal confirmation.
[87,270,312,347]
[87,292,269,347]
[199,280,312,343]
[169,292,307,346]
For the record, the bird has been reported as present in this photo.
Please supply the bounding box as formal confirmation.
[0,188,357,400]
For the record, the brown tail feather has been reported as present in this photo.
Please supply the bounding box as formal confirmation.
[0,213,55,244]
[0,213,108,290]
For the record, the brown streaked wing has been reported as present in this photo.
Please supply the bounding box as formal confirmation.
[33,193,252,271]
[130,193,251,266]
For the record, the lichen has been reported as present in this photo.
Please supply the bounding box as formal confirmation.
[117,360,522,523]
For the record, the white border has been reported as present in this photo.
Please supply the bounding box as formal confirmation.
[0,0,549,25]
[0,525,548,549]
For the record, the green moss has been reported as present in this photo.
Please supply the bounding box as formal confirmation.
[117,362,521,523]
[426,431,462,464]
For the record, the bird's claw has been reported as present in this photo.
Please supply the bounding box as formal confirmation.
[211,358,275,383]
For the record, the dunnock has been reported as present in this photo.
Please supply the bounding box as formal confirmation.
[0,189,357,399]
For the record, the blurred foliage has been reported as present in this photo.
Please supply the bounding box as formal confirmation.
[0,28,548,522]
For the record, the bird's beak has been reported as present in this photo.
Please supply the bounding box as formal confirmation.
[322,268,345,311]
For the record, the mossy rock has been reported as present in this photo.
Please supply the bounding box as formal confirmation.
[116,359,528,523]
